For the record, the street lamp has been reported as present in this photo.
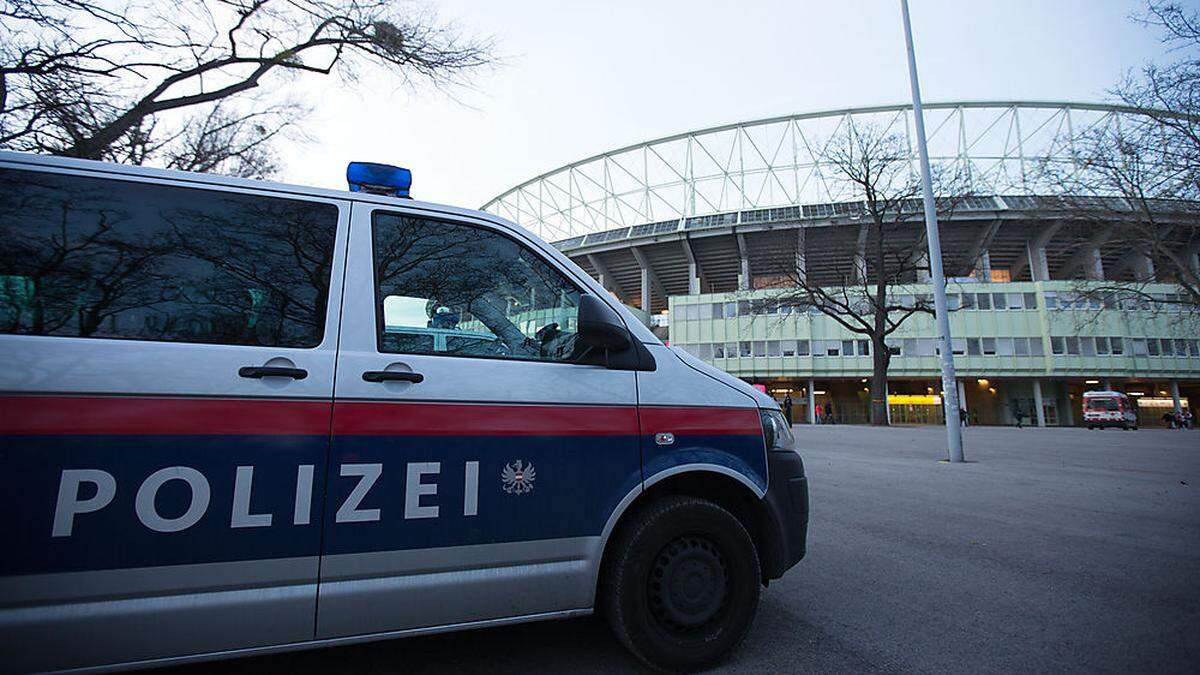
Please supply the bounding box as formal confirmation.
[900,0,965,463]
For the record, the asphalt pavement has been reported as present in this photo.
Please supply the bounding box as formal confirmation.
[164,425,1200,674]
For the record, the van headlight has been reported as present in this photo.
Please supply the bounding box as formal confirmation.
[759,409,795,452]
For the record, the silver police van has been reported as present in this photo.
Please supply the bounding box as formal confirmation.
[0,151,808,673]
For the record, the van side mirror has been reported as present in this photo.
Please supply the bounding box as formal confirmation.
[577,294,632,351]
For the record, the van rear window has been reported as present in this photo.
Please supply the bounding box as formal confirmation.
[1086,397,1120,411]
[0,169,337,347]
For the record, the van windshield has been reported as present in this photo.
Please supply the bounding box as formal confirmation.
[1086,397,1120,411]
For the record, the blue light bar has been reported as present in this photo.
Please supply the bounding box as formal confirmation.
[347,161,412,198]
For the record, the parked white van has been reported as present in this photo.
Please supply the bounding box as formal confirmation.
[0,152,808,673]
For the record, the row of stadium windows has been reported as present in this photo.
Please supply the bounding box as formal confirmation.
[675,336,1200,360]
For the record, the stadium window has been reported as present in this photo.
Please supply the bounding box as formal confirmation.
[1102,294,1119,310]
[961,293,976,310]
[1029,338,1044,356]
[996,338,1014,356]
[841,340,855,356]
[982,338,996,355]
[710,302,723,319]
[947,294,961,311]
[888,344,901,356]
[781,340,797,357]
[1161,339,1174,357]
[951,338,966,355]
[1081,337,1096,356]
[753,340,767,357]
[1066,337,1080,355]
[903,338,918,356]
[738,300,752,315]
[1095,337,1110,355]
[1014,337,1029,356]
[697,303,713,321]
[1110,337,1125,355]
[740,341,753,357]
[1190,340,1200,357]
[1050,337,1065,355]
[1176,339,1189,357]
[967,338,982,356]
[918,339,936,356]
[1130,338,1148,356]
[797,339,810,356]
[992,293,1007,310]
[713,343,726,359]
[1023,292,1037,310]
[858,339,870,356]
[767,340,781,357]
[1044,292,1058,309]
[683,304,699,321]
[696,343,714,359]
[826,341,841,357]
[725,301,738,317]
[1147,338,1160,356]
[977,293,992,310]
[1006,293,1023,309]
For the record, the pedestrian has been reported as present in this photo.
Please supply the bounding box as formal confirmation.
[825,401,836,425]
[1014,408,1025,429]
[782,393,794,426]
[959,406,969,427]
[1175,410,1186,431]
[814,403,823,424]
[1185,409,1195,429]
[1162,411,1176,429]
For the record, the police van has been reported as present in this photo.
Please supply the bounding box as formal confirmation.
[0,152,808,673]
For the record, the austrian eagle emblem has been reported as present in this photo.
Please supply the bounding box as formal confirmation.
[501,460,536,494]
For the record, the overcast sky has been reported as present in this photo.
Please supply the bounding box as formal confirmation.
[276,0,1167,209]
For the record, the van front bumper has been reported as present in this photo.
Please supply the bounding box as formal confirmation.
[759,449,809,580]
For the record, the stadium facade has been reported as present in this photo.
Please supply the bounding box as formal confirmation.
[484,102,1200,427]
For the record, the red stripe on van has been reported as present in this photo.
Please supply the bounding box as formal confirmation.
[332,402,639,436]
[0,396,331,435]
[638,406,763,437]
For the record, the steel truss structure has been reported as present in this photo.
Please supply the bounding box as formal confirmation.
[482,101,1157,241]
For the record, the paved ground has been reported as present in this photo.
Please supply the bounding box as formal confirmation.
[166,426,1200,674]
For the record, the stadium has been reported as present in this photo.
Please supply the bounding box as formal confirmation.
[484,102,1200,427]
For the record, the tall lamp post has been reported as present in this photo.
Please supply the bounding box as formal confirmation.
[900,0,965,462]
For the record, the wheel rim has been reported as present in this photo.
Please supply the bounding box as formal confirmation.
[647,535,729,635]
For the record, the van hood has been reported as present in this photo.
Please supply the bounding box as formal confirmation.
[670,346,779,410]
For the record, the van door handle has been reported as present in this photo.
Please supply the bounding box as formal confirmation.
[238,366,308,380]
[362,370,424,383]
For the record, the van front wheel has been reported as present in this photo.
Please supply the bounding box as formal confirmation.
[601,496,760,673]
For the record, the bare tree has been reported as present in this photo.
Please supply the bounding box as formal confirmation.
[1,0,492,178]
[756,122,968,426]
[1042,1,1200,318]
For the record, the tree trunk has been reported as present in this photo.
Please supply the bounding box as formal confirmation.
[870,335,890,426]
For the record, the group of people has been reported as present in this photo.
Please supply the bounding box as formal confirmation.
[1161,409,1195,429]
[779,394,836,425]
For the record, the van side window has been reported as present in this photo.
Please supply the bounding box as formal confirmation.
[372,212,582,363]
[0,169,337,347]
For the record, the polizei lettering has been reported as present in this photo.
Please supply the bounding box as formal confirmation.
[50,461,482,538]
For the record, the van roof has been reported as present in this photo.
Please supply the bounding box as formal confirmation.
[0,150,519,234]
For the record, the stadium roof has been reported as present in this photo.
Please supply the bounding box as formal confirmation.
[481,101,1177,241]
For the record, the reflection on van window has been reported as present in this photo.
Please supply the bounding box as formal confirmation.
[372,213,581,362]
[0,169,337,347]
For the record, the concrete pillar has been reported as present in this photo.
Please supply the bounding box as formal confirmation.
[1033,379,1046,427]
[738,257,750,291]
[687,262,701,295]
[1171,380,1183,415]
[1102,379,1112,391]
[977,250,992,282]
[1026,241,1050,282]
[795,228,807,285]
[807,378,816,425]
[1133,254,1156,283]
[1061,382,1075,426]
[957,380,967,424]
[640,268,651,317]
[1084,246,1105,281]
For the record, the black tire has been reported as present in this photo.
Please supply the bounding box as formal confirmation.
[601,496,761,673]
